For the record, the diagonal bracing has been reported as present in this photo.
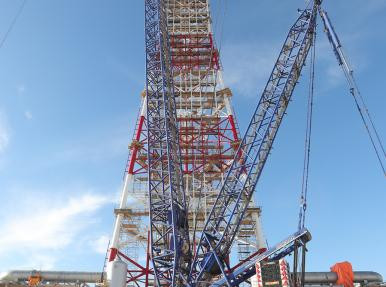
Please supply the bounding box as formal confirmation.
[145,0,191,286]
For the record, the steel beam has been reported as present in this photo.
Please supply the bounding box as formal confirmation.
[190,4,319,284]
[145,0,191,286]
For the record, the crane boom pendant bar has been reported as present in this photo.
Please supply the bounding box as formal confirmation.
[189,4,318,285]
[145,0,191,286]
[319,7,386,175]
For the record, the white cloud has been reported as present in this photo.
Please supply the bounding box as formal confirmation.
[90,235,110,255]
[220,24,367,99]
[0,191,112,269]
[314,32,367,95]
[0,193,108,251]
[24,111,33,120]
[0,113,10,153]
[221,42,279,97]
[53,128,130,164]
[18,253,56,270]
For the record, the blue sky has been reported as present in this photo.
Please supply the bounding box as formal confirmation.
[0,0,385,279]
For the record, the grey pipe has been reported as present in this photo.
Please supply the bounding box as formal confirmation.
[0,270,383,284]
[0,271,103,283]
[304,272,383,284]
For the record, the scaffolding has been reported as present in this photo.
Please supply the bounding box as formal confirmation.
[108,1,265,285]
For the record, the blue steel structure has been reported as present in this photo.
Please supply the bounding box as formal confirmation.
[144,0,190,286]
[210,228,312,287]
[188,4,318,285]
[143,0,383,286]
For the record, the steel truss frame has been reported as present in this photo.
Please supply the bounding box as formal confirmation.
[189,5,318,285]
[117,236,152,287]
[211,228,312,287]
[170,33,220,72]
[109,1,265,286]
[145,0,191,285]
[108,0,383,286]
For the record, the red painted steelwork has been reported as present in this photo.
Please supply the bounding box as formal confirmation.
[118,249,153,285]
[230,248,267,272]
[108,248,118,262]
[228,115,239,143]
[177,116,238,173]
[127,115,146,174]
[170,33,220,71]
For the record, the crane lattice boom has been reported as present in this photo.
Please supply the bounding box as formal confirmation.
[145,0,190,285]
[108,0,383,286]
[189,4,318,284]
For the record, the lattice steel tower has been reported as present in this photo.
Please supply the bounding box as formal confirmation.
[107,1,267,285]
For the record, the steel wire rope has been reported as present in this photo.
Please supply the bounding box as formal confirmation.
[211,0,230,191]
[333,39,386,161]
[190,0,214,250]
[345,70,386,175]
[318,6,385,175]
[214,0,261,263]
[0,0,28,50]
[338,55,386,175]
[353,79,385,158]
[298,26,316,231]
[349,89,385,175]
[213,0,227,66]
[190,0,204,247]
[211,0,227,97]
[213,1,265,260]
[190,0,229,255]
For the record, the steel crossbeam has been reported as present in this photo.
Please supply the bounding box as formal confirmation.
[145,0,191,286]
[189,5,318,285]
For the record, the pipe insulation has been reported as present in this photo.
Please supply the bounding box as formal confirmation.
[0,271,102,283]
[304,272,383,284]
[0,271,383,284]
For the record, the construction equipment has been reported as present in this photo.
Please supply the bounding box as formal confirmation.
[107,0,261,286]
[106,0,384,286]
[189,4,318,284]
[144,0,191,286]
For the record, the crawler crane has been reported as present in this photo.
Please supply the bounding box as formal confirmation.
[106,1,385,287]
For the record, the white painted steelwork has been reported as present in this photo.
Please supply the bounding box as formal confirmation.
[106,259,127,287]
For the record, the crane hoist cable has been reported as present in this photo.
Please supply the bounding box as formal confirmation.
[294,25,316,287]
[189,4,318,284]
[319,8,386,176]
[191,3,383,286]
[353,79,386,159]
[192,180,204,251]
[349,86,385,175]
[0,0,28,50]
[298,27,316,231]
[214,0,228,66]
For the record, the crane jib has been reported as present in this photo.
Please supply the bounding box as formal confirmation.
[189,4,318,285]
[113,0,384,286]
